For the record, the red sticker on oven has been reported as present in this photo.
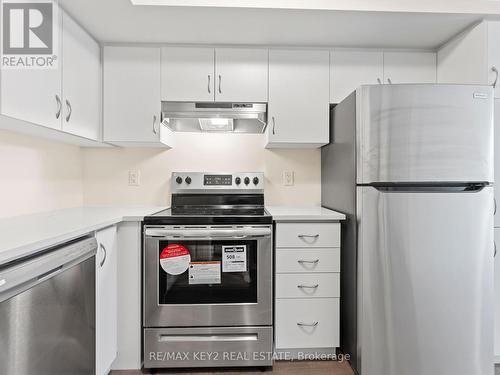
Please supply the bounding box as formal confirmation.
[159,244,191,275]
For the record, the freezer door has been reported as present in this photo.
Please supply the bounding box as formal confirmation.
[358,186,494,375]
[356,84,494,184]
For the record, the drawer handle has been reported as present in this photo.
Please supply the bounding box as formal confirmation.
[298,259,320,264]
[298,234,319,238]
[297,321,319,327]
[297,284,319,289]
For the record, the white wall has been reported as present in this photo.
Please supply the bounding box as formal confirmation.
[0,131,321,219]
[0,130,84,218]
[82,133,321,207]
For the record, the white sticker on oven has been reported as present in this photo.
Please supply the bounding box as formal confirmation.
[188,262,221,284]
[222,245,247,272]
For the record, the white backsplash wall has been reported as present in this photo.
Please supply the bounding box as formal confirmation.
[0,130,84,218]
[82,133,321,207]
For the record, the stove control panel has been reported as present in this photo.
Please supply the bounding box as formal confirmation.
[172,172,264,193]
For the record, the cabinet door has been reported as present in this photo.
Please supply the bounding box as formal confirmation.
[96,225,118,375]
[495,100,500,227]
[214,48,268,102]
[330,50,383,103]
[267,49,329,148]
[104,46,163,144]
[488,22,500,99]
[0,14,62,130]
[437,22,488,85]
[161,47,214,102]
[495,228,500,359]
[62,11,100,140]
[384,52,436,84]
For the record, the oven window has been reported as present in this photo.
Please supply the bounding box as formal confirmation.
[158,239,258,304]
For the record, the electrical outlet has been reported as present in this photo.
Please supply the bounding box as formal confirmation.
[128,170,140,186]
[283,171,294,186]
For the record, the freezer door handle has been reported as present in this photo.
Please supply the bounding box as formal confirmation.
[372,184,487,193]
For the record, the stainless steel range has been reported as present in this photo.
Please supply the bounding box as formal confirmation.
[143,172,273,369]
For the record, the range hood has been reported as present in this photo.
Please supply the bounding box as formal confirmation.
[161,102,267,133]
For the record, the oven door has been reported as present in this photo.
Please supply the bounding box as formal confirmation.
[144,225,273,327]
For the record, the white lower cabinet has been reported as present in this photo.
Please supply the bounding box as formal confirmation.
[275,298,340,349]
[274,221,341,355]
[95,225,118,375]
[496,228,500,360]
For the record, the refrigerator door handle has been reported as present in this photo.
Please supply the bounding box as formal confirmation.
[372,184,486,193]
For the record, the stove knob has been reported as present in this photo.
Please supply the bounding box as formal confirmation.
[175,176,183,184]
[244,177,250,185]
[185,176,192,185]
[235,177,241,185]
[253,177,260,185]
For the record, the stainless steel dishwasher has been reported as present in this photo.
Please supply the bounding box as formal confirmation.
[0,236,97,375]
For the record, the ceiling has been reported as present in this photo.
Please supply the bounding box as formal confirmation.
[58,0,498,49]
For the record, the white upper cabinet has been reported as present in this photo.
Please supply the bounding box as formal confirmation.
[330,50,383,103]
[438,21,500,98]
[383,51,436,84]
[95,225,118,375]
[0,7,101,142]
[104,46,172,147]
[161,47,268,103]
[1,12,62,130]
[267,49,329,148]
[61,11,101,140]
[161,47,214,102]
[214,48,268,102]
[495,99,500,228]
[489,22,500,98]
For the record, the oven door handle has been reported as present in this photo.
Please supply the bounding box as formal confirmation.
[145,227,272,239]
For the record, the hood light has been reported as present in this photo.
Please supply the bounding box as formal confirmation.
[198,118,234,132]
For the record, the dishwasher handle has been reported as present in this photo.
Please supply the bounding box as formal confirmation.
[0,237,97,303]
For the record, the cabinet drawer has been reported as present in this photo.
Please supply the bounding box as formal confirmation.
[276,223,340,248]
[275,298,339,349]
[276,273,340,298]
[276,248,340,273]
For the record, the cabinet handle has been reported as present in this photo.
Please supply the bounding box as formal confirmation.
[99,243,107,267]
[297,284,319,289]
[208,75,211,93]
[55,95,62,119]
[218,74,222,94]
[298,234,319,238]
[377,78,382,84]
[495,241,497,258]
[494,197,497,216]
[492,66,498,88]
[297,321,319,327]
[65,100,72,122]
[272,116,276,135]
[152,115,158,135]
[387,78,392,84]
[298,259,320,264]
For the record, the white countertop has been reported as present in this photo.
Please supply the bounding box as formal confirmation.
[266,206,346,221]
[0,206,166,266]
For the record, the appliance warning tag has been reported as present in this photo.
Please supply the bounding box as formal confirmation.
[159,244,191,275]
[189,262,221,284]
[222,245,247,272]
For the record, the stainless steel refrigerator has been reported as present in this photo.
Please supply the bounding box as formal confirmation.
[321,84,495,375]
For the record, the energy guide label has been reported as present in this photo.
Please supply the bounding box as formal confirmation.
[222,245,247,272]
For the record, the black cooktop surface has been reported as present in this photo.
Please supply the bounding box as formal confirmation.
[144,193,272,224]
